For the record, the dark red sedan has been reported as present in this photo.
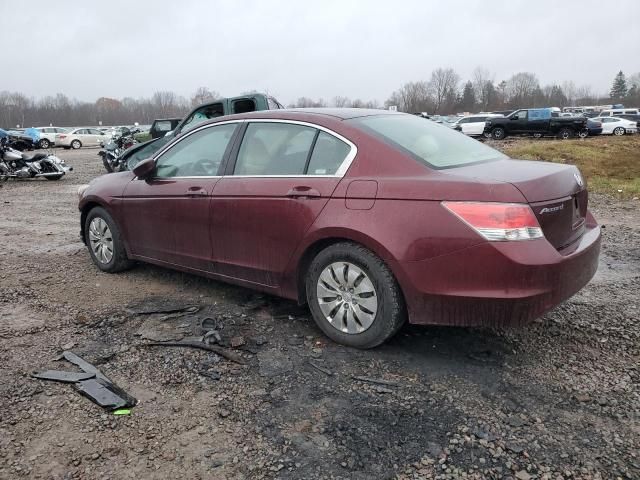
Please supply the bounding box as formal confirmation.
[78,109,601,348]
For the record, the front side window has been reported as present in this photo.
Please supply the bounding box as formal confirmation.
[155,123,236,178]
[234,123,316,175]
[349,114,506,169]
[513,110,528,120]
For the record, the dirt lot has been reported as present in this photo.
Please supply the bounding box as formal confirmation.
[0,146,638,480]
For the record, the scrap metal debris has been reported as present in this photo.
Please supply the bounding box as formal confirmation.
[31,351,137,411]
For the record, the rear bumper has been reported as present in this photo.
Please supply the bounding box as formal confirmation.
[398,219,601,327]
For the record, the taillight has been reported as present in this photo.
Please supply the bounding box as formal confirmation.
[442,202,543,241]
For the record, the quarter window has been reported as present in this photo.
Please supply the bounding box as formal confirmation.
[155,124,236,178]
[307,132,351,175]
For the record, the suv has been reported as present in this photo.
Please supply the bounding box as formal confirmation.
[35,126,68,149]
[119,93,283,170]
[484,108,588,140]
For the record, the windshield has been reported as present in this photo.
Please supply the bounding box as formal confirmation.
[348,114,506,169]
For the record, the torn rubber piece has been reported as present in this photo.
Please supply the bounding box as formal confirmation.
[73,378,137,411]
[125,298,199,315]
[31,370,95,383]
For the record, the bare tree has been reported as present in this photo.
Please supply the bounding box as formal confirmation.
[506,72,540,107]
[428,68,460,114]
[191,87,219,107]
[332,96,351,107]
[386,81,431,113]
[472,67,495,110]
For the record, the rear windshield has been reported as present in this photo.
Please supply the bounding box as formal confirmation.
[348,114,506,169]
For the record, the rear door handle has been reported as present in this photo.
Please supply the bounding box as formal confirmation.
[185,187,207,197]
[286,186,321,199]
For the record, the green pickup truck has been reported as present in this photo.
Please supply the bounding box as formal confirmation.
[126,93,283,167]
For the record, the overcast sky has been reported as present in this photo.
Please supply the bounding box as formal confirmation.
[1,0,638,105]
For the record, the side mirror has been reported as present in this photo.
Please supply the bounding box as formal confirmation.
[510,116,518,120]
[132,157,155,179]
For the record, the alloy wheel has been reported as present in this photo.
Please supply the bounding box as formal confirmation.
[614,127,624,136]
[88,217,114,264]
[316,262,378,334]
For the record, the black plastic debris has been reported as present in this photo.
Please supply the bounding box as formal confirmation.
[31,370,95,383]
[31,351,137,411]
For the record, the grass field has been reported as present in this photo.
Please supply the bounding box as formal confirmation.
[493,135,640,198]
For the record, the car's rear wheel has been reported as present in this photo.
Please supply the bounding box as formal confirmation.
[306,242,405,349]
[613,127,625,136]
[71,139,82,149]
[491,127,506,140]
[38,138,51,149]
[84,207,133,273]
[533,132,543,139]
[557,128,573,140]
[578,129,589,139]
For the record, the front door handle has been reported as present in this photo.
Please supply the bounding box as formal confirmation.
[286,186,321,199]
[185,187,207,197]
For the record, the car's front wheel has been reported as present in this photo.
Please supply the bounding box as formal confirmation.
[557,128,573,140]
[38,138,51,149]
[306,242,405,349]
[84,207,133,273]
[613,127,625,136]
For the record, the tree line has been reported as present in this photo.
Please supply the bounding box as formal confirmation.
[1,69,639,128]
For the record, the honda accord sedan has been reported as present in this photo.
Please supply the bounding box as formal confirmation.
[78,109,601,348]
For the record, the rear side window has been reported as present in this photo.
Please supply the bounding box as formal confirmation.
[234,123,315,175]
[307,132,350,175]
[349,114,506,169]
[231,99,256,114]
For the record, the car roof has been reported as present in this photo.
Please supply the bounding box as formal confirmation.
[227,108,400,121]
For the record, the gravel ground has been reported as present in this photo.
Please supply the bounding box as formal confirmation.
[0,148,638,480]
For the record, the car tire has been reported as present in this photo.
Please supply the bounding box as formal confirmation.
[613,127,625,136]
[533,133,543,139]
[578,129,589,139]
[84,207,134,273]
[71,139,82,149]
[306,242,406,349]
[38,138,51,149]
[557,128,573,140]
[491,127,506,140]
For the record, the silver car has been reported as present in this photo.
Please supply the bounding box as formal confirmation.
[56,128,111,149]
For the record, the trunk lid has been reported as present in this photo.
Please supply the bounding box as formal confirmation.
[448,159,587,250]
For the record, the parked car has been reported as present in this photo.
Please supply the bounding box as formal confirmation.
[484,108,588,139]
[451,114,503,137]
[592,116,638,135]
[35,126,68,148]
[598,108,639,117]
[78,109,601,348]
[56,128,112,149]
[586,118,603,136]
[117,93,285,170]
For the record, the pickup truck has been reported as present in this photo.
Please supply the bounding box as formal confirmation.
[117,93,283,170]
[484,108,588,140]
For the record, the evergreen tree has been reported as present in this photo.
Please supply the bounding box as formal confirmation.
[610,71,627,100]
[460,81,476,112]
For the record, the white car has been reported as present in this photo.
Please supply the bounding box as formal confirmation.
[593,117,638,135]
[55,127,112,149]
[451,114,502,137]
[35,126,68,149]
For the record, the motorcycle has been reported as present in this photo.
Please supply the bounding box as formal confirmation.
[0,137,72,181]
[98,127,139,173]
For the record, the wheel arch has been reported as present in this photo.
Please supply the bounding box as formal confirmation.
[79,199,110,245]
[291,229,405,305]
